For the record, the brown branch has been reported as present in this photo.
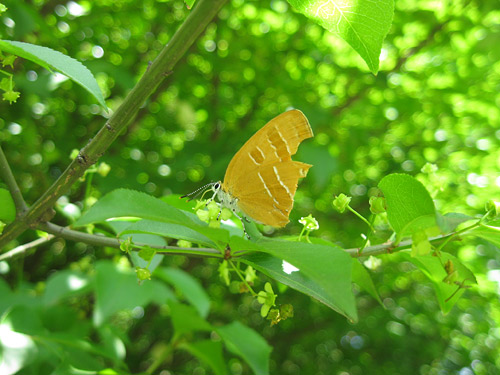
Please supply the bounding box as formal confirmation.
[0,221,223,261]
[0,234,55,262]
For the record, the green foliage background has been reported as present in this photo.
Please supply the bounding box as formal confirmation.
[1,0,499,374]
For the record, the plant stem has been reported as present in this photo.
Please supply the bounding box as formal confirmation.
[343,233,456,257]
[435,220,481,253]
[0,0,229,251]
[83,172,94,210]
[0,145,28,215]
[0,234,55,262]
[347,205,375,231]
[358,214,376,254]
[298,226,306,242]
[0,222,223,261]
[229,259,257,296]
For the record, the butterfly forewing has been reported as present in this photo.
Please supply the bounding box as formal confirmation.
[223,110,312,189]
[221,109,313,227]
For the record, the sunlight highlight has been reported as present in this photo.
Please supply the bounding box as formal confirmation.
[282,260,299,274]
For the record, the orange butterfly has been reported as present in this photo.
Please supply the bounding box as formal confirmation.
[183,109,313,235]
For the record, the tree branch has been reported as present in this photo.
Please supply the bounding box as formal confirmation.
[343,233,455,257]
[1,218,465,263]
[0,145,28,216]
[0,222,223,261]
[0,234,55,262]
[38,222,222,258]
[0,0,229,251]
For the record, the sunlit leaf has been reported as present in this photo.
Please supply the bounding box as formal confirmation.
[400,252,476,314]
[468,224,500,248]
[286,0,394,73]
[0,322,37,375]
[43,270,91,305]
[234,236,357,321]
[379,174,438,241]
[0,40,106,109]
[75,189,190,227]
[437,212,474,234]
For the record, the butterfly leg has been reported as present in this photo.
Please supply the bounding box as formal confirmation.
[205,189,218,206]
[231,211,250,239]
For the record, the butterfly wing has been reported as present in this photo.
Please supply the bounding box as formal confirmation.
[221,109,313,227]
[235,160,311,227]
[223,110,312,186]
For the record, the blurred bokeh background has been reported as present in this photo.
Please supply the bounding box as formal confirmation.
[1,0,499,374]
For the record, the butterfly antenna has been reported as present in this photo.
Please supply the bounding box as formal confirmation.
[180,182,217,201]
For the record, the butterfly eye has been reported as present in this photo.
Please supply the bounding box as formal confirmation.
[214,182,221,190]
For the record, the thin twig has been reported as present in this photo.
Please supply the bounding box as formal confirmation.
[0,145,28,215]
[343,233,456,258]
[0,235,55,261]
[38,222,222,258]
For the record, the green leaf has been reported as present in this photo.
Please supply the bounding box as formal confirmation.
[119,219,216,248]
[235,237,357,321]
[97,325,126,363]
[411,230,432,257]
[400,252,476,314]
[180,340,227,375]
[168,302,212,335]
[216,321,272,375]
[40,305,83,335]
[75,189,230,245]
[0,317,37,375]
[351,260,383,306]
[437,212,474,234]
[241,252,341,316]
[93,260,176,326]
[75,189,191,227]
[0,40,106,109]
[184,0,196,9]
[155,267,211,318]
[4,305,44,336]
[43,270,91,305]
[468,224,500,248]
[0,188,16,222]
[286,0,394,74]
[138,247,156,262]
[379,174,438,241]
[257,239,356,320]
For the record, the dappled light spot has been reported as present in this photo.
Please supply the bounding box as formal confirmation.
[282,260,299,274]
